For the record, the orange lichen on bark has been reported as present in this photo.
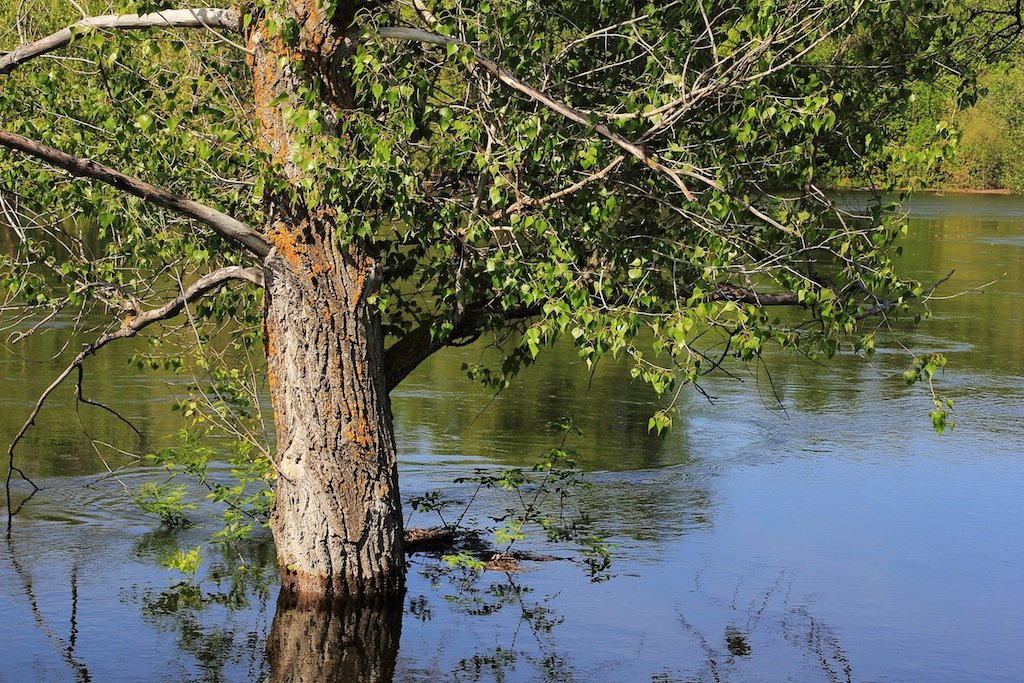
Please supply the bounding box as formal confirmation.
[294,0,328,47]
[249,74,286,160]
[346,246,380,307]
[347,262,368,308]
[265,327,277,358]
[342,418,374,449]
[267,223,304,268]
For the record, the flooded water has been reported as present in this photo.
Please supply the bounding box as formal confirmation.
[2,193,1023,682]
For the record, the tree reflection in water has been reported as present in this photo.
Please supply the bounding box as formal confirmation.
[439,569,578,683]
[119,550,869,682]
[133,577,405,683]
[127,551,579,683]
[4,533,92,682]
[131,534,277,682]
[267,590,403,683]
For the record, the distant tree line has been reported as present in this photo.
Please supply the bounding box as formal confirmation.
[828,4,1024,193]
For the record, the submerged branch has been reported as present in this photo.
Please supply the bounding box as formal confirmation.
[0,8,242,75]
[0,128,271,259]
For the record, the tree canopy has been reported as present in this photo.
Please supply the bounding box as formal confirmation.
[0,0,1000,595]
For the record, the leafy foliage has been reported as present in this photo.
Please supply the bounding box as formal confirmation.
[318,0,966,429]
[951,59,1024,191]
[826,1,1024,191]
[136,481,197,528]
[163,545,204,582]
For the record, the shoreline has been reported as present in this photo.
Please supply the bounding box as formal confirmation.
[921,187,1013,195]
[832,185,1016,196]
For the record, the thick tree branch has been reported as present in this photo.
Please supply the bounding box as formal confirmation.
[382,276,920,393]
[0,128,271,259]
[5,265,263,520]
[384,303,541,392]
[383,282,813,393]
[0,8,241,75]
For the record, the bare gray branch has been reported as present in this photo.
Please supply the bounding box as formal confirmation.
[0,8,241,75]
[0,128,271,259]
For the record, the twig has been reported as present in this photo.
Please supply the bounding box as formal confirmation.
[5,266,262,524]
[75,364,144,437]
[491,155,626,219]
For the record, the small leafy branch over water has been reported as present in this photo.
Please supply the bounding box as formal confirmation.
[902,352,955,435]
[139,408,614,580]
[409,418,614,577]
[130,348,277,553]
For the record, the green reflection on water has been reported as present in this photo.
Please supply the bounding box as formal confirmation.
[2,193,1021,481]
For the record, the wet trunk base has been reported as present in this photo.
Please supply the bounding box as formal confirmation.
[278,564,405,606]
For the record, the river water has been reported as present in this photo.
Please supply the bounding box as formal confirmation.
[1,194,1022,682]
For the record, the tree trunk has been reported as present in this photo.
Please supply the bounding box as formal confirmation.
[262,213,404,599]
[249,2,405,599]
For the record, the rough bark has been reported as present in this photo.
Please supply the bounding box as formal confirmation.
[262,219,404,598]
[250,1,404,598]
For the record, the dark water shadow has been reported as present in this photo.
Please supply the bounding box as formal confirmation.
[267,590,403,683]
